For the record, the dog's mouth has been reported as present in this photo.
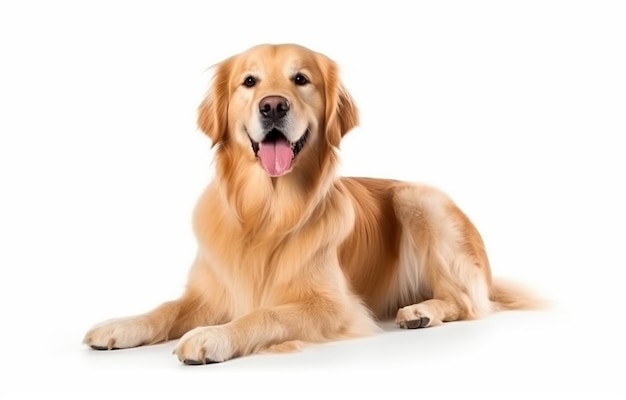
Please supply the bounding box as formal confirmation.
[249,128,309,177]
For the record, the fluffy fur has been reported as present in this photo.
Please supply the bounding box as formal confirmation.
[84,44,537,364]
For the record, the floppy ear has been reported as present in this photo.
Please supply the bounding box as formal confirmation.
[198,58,233,147]
[317,53,359,147]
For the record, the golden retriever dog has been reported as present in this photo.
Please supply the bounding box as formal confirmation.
[84,43,536,364]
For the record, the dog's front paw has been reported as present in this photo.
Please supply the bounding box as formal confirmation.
[173,326,234,365]
[83,316,157,350]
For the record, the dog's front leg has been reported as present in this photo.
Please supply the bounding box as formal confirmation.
[173,295,374,364]
[83,293,219,350]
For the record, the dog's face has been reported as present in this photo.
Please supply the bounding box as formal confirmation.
[198,44,359,178]
[229,45,325,177]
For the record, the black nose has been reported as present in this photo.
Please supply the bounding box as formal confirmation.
[259,96,289,122]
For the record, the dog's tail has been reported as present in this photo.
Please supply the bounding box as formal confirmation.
[490,278,548,311]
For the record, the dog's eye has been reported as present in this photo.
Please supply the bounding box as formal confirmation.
[243,76,256,88]
[294,73,309,86]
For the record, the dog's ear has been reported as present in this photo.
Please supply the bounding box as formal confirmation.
[316,53,359,147]
[198,58,233,147]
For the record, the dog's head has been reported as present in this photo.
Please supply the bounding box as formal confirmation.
[198,44,358,178]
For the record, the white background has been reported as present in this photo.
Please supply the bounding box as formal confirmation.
[1,0,625,398]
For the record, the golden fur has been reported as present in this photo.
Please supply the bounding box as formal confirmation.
[84,44,536,364]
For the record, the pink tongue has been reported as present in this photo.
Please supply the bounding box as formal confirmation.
[257,138,294,176]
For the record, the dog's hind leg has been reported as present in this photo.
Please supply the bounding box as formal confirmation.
[392,185,494,329]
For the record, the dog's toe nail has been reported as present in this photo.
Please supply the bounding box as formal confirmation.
[91,345,120,350]
[404,319,422,329]
[404,317,430,329]
[183,357,220,365]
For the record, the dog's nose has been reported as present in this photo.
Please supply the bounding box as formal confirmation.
[259,96,289,122]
